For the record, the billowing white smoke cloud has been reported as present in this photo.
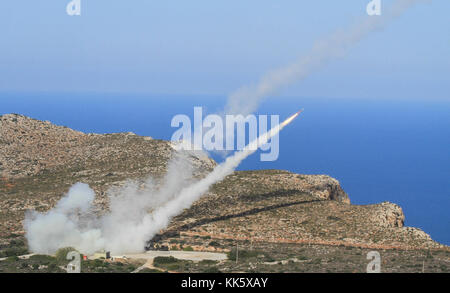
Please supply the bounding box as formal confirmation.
[25,114,294,255]
[225,0,426,115]
[25,152,197,255]
[24,183,104,255]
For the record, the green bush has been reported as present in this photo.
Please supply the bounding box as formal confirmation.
[183,246,194,251]
[298,255,308,260]
[166,263,181,271]
[0,247,28,257]
[263,254,276,262]
[227,248,260,260]
[199,259,217,265]
[9,239,25,247]
[5,256,19,263]
[308,258,322,265]
[48,263,58,271]
[138,268,164,273]
[29,254,56,265]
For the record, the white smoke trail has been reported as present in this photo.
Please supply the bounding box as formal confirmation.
[24,113,298,255]
[132,111,300,245]
[225,0,426,115]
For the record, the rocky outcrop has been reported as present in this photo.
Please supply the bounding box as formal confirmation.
[301,175,350,204]
[370,202,405,228]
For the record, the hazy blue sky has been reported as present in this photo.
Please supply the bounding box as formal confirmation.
[0,1,449,100]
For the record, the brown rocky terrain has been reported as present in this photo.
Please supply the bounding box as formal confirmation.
[0,113,448,273]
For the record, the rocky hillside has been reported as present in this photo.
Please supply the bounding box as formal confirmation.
[0,114,215,179]
[0,114,447,270]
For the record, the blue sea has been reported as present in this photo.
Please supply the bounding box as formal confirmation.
[1,93,449,245]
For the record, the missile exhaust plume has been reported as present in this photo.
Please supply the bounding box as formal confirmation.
[225,0,427,116]
[140,110,303,241]
[24,111,302,255]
